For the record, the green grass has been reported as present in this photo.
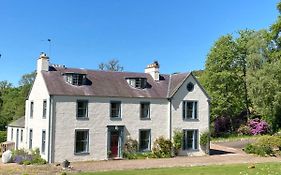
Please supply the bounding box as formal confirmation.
[211,134,261,142]
[74,162,281,175]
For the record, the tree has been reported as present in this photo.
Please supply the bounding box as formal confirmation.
[19,71,36,86]
[98,59,124,71]
[202,35,245,125]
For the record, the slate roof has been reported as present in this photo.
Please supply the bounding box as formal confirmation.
[8,116,25,128]
[41,66,191,99]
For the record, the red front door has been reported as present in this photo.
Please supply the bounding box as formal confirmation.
[110,131,119,157]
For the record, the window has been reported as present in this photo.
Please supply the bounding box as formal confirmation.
[182,101,198,120]
[139,129,151,151]
[186,82,194,92]
[43,100,47,119]
[64,73,86,86]
[140,102,150,119]
[110,101,121,118]
[77,100,88,118]
[183,130,198,150]
[20,129,23,142]
[42,130,46,154]
[11,128,13,140]
[75,130,89,154]
[29,129,33,149]
[126,78,147,89]
[30,101,34,118]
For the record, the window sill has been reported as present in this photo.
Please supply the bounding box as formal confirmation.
[76,117,89,120]
[139,149,151,152]
[140,118,151,120]
[110,117,122,121]
[74,152,90,155]
[182,149,199,152]
[183,119,199,122]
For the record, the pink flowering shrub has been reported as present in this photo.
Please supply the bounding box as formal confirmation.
[247,118,270,135]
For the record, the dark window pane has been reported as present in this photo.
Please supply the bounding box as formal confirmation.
[140,103,150,119]
[43,100,47,118]
[183,130,198,150]
[183,101,197,119]
[111,102,121,118]
[139,130,150,151]
[77,101,88,118]
[42,131,46,153]
[30,102,34,118]
[75,130,89,153]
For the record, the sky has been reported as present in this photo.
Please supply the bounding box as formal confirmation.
[0,0,279,86]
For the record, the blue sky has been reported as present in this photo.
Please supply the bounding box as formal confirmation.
[0,0,279,86]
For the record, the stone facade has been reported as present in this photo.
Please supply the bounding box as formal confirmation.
[7,53,210,163]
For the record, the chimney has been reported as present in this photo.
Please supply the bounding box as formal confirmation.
[37,52,49,73]
[145,61,160,81]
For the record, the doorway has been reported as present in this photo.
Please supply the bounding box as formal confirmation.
[107,126,124,158]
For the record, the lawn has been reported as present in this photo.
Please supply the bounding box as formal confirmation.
[211,134,260,143]
[74,162,281,175]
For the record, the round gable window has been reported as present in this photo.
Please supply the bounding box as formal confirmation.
[187,82,194,92]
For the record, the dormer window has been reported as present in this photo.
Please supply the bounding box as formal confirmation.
[63,73,86,86]
[126,78,147,89]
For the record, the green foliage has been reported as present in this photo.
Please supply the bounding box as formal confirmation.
[200,131,210,147]
[244,144,273,157]
[12,148,47,165]
[0,131,7,143]
[123,138,138,159]
[152,136,172,158]
[201,34,247,123]
[172,129,183,155]
[243,135,281,156]
[237,124,251,136]
[0,71,35,131]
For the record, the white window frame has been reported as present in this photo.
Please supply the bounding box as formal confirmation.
[140,102,150,119]
[43,100,47,119]
[41,130,46,154]
[30,101,34,118]
[74,129,89,154]
[139,129,151,152]
[183,129,198,150]
[77,100,88,119]
[110,101,121,119]
[182,101,198,120]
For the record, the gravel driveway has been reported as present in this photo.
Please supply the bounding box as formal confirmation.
[0,141,279,174]
[70,143,279,173]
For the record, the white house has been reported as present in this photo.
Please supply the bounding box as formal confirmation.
[7,53,210,163]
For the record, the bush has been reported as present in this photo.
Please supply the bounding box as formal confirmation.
[200,131,210,147]
[123,138,138,159]
[244,143,273,156]
[0,131,7,143]
[152,136,172,158]
[172,129,183,155]
[243,135,281,157]
[237,124,251,135]
[12,148,46,165]
[248,118,270,135]
[214,116,231,136]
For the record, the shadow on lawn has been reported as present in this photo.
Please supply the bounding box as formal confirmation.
[210,149,234,155]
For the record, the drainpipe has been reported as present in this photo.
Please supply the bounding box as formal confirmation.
[47,96,53,163]
[168,98,172,140]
